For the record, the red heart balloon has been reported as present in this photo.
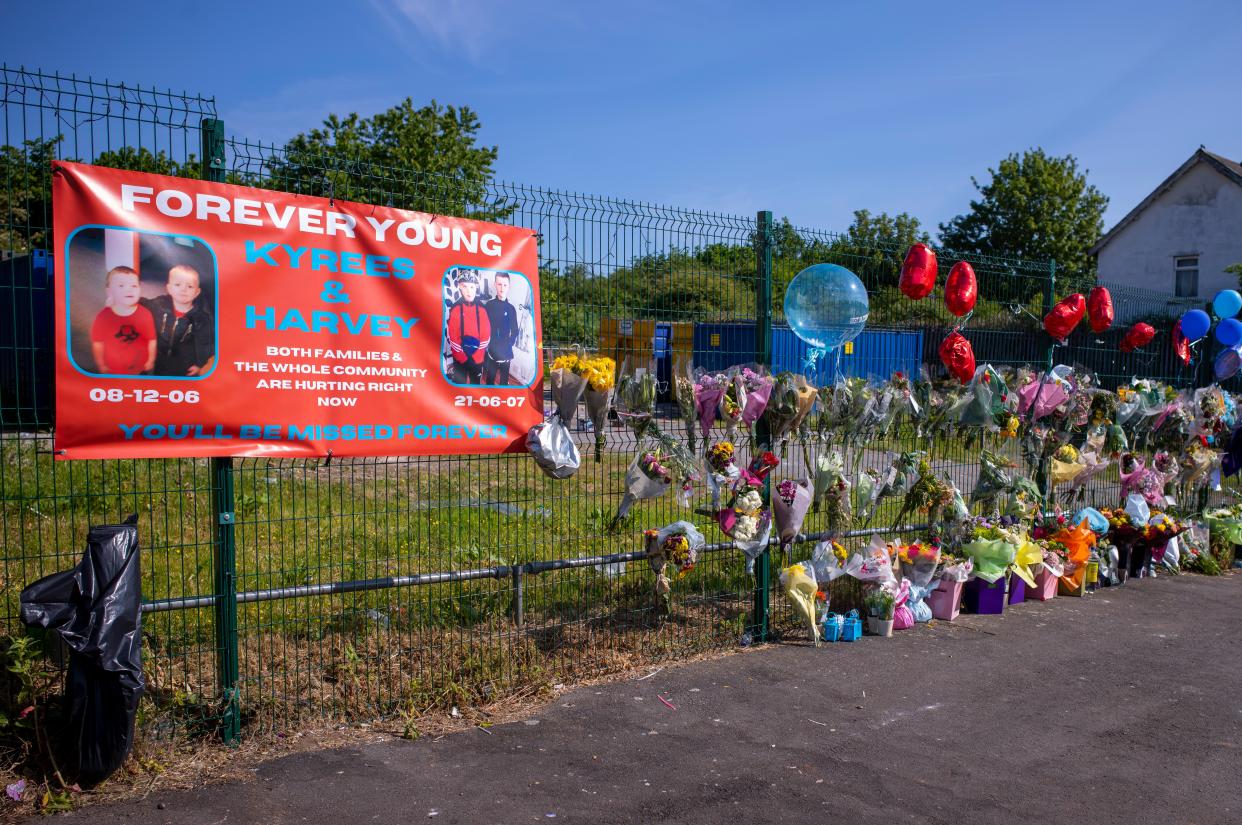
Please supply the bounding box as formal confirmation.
[1043,293,1086,341]
[1086,286,1114,334]
[1120,322,1155,353]
[899,243,937,300]
[944,261,977,317]
[939,331,975,384]
[1172,319,1190,365]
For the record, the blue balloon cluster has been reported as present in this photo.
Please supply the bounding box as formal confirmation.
[784,264,869,351]
[1182,289,1242,348]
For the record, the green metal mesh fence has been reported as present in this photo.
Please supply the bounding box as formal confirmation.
[0,65,1218,741]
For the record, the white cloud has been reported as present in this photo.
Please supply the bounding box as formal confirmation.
[368,0,509,64]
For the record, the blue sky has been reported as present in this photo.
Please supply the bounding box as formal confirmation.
[6,0,1240,235]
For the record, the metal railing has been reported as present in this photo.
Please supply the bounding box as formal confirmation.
[0,65,1210,744]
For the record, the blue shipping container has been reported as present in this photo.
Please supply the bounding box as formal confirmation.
[691,322,922,384]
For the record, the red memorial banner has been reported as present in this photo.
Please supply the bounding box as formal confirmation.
[53,161,543,459]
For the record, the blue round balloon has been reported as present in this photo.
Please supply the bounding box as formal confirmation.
[783,264,869,351]
[1180,309,1211,342]
[1214,346,1242,381]
[1217,317,1242,346]
[1214,289,1242,319]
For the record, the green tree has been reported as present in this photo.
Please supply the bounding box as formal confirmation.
[1228,262,1242,289]
[0,138,60,253]
[92,146,200,179]
[265,100,512,221]
[939,148,1107,293]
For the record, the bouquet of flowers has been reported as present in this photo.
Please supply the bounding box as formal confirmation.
[1049,519,1096,588]
[1018,366,1073,421]
[1049,443,1085,488]
[810,539,851,585]
[950,364,1011,437]
[704,440,741,510]
[1119,452,1165,507]
[877,450,923,508]
[1088,389,1118,428]
[581,355,617,462]
[843,535,898,588]
[736,365,775,428]
[961,517,1021,583]
[1193,385,1230,443]
[1104,422,1128,455]
[814,452,854,535]
[854,466,882,524]
[971,450,1014,510]
[1152,398,1194,453]
[674,364,699,456]
[1065,449,1110,503]
[936,550,974,582]
[859,381,898,440]
[895,542,940,623]
[780,562,822,645]
[893,458,955,528]
[644,521,706,611]
[718,451,779,571]
[550,351,590,427]
[789,377,819,437]
[888,370,924,435]
[614,433,698,523]
[763,371,803,448]
[773,478,813,557]
[693,370,731,441]
[823,376,872,440]
[615,362,658,440]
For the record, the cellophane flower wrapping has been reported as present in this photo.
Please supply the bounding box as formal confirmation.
[1018,371,1071,421]
[971,450,1013,509]
[735,365,775,425]
[1051,519,1096,581]
[1205,508,1242,545]
[550,354,589,427]
[764,372,802,445]
[898,543,941,622]
[1010,538,1044,587]
[616,450,673,520]
[844,536,897,588]
[674,364,699,455]
[853,466,880,523]
[615,362,658,440]
[951,364,1010,429]
[810,539,850,584]
[937,553,974,583]
[780,562,821,646]
[961,532,1018,584]
[583,384,613,463]
[645,521,706,608]
[693,370,729,440]
[705,441,741,510]
[527,416,582,479]
[878,450,923,507]
[773,478,813,556]
[890,579,915,630]
[789,378,819,436]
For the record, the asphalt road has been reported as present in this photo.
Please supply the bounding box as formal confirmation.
[66,573,1240,825]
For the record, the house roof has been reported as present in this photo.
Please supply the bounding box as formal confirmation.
[1090,147,1242,256]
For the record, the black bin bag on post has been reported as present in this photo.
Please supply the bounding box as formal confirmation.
[19,514,143,787]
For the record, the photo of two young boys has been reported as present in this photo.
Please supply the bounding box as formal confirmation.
[444,268,525,387]
[68,229,216,380]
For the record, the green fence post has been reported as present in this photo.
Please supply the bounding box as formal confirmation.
[201,117,240,745]
[751,210,774,642]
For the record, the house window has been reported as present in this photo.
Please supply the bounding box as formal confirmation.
[1175,255,1199,297]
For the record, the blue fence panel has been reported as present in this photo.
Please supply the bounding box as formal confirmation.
[693,322,923,384]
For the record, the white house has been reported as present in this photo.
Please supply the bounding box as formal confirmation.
[1092,148,1242,302]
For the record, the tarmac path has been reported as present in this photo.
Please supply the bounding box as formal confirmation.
[65,573,1240,825]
